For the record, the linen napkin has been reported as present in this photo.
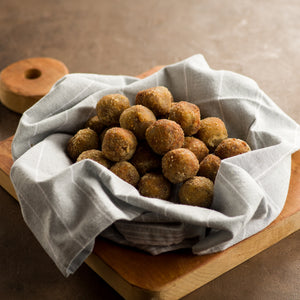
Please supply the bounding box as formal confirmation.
[10,54,300,276]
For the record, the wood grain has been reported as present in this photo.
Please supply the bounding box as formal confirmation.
[92,151,300,299]
[0,57,68,113]
[0,65,299,299]
[0,136,17,199]
[137,66,165,79]
[1,135,299,298]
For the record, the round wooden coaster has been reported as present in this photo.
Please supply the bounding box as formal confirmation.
[0,57,68,114]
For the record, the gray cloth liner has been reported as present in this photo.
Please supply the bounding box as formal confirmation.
[10,54,300,277]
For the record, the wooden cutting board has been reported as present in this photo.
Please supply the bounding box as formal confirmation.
[0,66,300,300]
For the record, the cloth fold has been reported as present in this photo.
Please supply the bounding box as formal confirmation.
[10,54,300,276]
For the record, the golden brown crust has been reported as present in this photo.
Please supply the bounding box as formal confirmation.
[96,94,130,126]
[65,88,248,209]
[168,101,201,136]
[85,115,105,134]
[183,137,209,162]
[196,117,228,149]
[179,176,214,208]
[214,138,251,159]
[138,172,171,200]
[130,142,161,176]
[99,127,108,146]
[162,148,199,184]
[102,127,137,162]
[135,86,173,117]
[198,154,221,182]
[67,128,99,161]
[145,119,184,155]
[110,161,140,187]
[119,105,156,140]
[76,149,112,169]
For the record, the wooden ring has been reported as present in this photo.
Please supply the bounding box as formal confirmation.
[0,57,68,114]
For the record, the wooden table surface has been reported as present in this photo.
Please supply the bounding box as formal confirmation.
[0,0,299,299]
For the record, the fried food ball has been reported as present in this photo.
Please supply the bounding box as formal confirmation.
[198,154,221,182]
[76,149,112,169]
[99,127,112,147]
[130,142,161,175]
[110,161,140,187]
[145,119,184,155]
[138,173,171,200]
[168,101,201,136]
[196,117,228,149]
[96,94,130,126]
[67,128,99,161]
[162,148,199,184]
[179,176,214,208]
[119,105,156,140]
[102,127,137,162]
[183,137,209,162]
[214,138,251,159]
[135,86,173,117]
[85,115,105,134]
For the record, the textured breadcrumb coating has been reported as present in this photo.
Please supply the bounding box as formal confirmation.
[120,105,156,140]
[110,161,140,187]
[145,119,184,155]
[162,148,199,184]
[138,173,171,200]
[130,142,161,176]
[96,94,130,126]
[67,128,99,161]
[99,127,111,147]
[198,154,221,182]
[183,137,209,162]
[85,115,105,134]
[196,117,228,149]
[179,176,214,208]
[77,149,112,169]
[135,86,173,117]
[65,87,252,209]
[102,127,137,162]
[168,101,201,136]
[214,138,251,159]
